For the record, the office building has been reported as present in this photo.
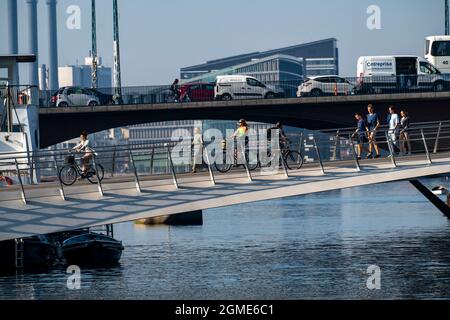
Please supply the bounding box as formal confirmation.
[181,38,339,80]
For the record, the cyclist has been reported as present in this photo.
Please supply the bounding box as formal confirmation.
[268,121,290,150]
[170,79,180,102]
[73,130,97,178]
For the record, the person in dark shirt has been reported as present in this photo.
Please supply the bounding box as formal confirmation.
[170,79,180,102]
[366,104,381,159]
[352,113,370,160]
[399,110,412,155]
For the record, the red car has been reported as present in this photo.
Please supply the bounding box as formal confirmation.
[179,82,215,102]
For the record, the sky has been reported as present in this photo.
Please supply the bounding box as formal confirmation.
[0,0,446,86]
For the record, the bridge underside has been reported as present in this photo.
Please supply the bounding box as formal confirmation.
[1,156,450,241]
[39,93,450,148]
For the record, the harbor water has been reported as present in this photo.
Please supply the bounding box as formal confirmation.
[1,178,450,300]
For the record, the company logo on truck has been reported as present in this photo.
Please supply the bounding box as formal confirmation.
[366,61,393,71]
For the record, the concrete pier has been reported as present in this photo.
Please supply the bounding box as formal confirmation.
[136,210,203,226]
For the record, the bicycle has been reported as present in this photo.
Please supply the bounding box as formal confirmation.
[265,140,304,170]
[58,153,105,186]
[214,139,259,173]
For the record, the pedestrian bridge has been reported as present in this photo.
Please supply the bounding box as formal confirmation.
[1,123,450,241]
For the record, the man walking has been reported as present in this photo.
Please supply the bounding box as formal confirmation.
[387,106,400,153]
[366,104,381,159]
[352,113,370,160]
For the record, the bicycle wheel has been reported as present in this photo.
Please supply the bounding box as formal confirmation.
[59,165,78,186]
[245,150,259,171]
[87,164,105,184]
[284,151,304,170]
[214,151,233,173]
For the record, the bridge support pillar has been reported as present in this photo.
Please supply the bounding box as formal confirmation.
[135,210,203,226]
[410,180,450,219]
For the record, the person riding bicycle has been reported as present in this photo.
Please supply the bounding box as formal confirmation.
[73,131,97,178]
[170,79,180,102]
[268,121,290,150]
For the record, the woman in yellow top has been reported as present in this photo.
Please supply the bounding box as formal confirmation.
[232,119,249,138]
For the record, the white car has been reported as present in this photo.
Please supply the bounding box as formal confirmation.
[215,75,283,100]
[55,87,100,107]
[297,76,355,97]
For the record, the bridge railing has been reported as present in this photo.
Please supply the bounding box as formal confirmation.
[33,74,450,109]
[2,121,450,202]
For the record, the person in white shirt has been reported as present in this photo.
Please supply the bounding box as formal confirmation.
[387,106,400,150]
[73,130,96,177]
[192,127,203,173]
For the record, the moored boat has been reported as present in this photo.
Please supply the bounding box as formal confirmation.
[61,233,124,266]
[0,235,58,272]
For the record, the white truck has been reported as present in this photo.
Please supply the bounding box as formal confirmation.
[425,35,450,74]
[356,55,448,94]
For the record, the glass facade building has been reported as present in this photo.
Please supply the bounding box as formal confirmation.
[181,38,339,80]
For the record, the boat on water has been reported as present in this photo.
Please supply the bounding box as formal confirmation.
[0,235,58,272]
[61,232,124,266]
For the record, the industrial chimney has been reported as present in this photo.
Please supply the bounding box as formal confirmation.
[7,0,19,85]
[26,0,39,103]
[47,0,59,90]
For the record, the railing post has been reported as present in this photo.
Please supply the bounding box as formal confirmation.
[166,144,179,190]
[15,159,27,205]
[239,141,253,182]
[312,136,325,175]
[280,148,289,178]
[296,132,304,155]
[433,122,442,154]
[349,137,361,172]
[110,147,116,178]
[149,146,155,175]
[129,150,142,193]
[92,157,104,197]
[421,129,433,165]
[202,142,216,186]
[385,131,397,168]
[53,157,66,201]
[331,130,340,161]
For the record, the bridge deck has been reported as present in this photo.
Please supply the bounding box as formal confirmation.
[1,155,450,241]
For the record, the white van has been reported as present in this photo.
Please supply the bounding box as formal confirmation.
[425,35,450,74]
[356,55,448,93]
[215,75,282,101]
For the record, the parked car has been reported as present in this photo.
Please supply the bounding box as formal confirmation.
[297,76,355,97]
[179,82,215,102]
[53,86,101,107]
[215,75,283,101]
